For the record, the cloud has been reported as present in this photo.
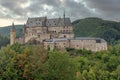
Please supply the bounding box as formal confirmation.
[0,0,120,26]
[0,0,93,20]
[84,0,120,20]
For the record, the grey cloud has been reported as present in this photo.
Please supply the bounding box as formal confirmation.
[84,0,120,20]
[63,0,94,20]
[0,0,120,22]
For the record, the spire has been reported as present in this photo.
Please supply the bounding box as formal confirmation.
[63,10,65,27]
[11,22,15,30]
[63,10,65,19]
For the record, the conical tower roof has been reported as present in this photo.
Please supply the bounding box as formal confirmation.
[11,22,16,30]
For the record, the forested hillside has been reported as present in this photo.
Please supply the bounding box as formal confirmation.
[72,17,120,44]
[0,25,23,38]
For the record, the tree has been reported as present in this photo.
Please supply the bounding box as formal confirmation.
[0,45,18,79]
[44,51,76,80]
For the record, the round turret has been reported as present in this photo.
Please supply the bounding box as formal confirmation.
[10,22,16,45]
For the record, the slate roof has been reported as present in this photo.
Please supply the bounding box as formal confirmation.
[71,37,106,43]
[11,22,16,30]
[44,37,107,43]
[26,17,72,27]
[44,38,68,43]
[26,17,46,27]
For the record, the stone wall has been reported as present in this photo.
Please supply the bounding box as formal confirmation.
[43,38,108,52]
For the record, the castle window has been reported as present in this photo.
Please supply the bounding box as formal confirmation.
[76,45,79,47]
[38,35,40,38]
[64,35,66,38]
[96,39,101,43]
[55,31,56,33]
[50,35,52,39]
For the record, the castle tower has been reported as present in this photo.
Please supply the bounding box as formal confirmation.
[10,22,16,45]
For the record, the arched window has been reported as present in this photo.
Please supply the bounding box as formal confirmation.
[64,35,66,38]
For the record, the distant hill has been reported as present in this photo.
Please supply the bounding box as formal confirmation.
[0,25,23,38]
[72,17,120,44]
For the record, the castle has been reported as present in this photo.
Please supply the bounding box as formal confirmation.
[10,13,107,52]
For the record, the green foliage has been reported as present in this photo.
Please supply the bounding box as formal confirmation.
[0,44,76,80]
[66,47,75,52]
[66,48,92,56]
[73,48,120,80]
[1,41,120,80]
[44,51,76,80]
[0,44,48,79]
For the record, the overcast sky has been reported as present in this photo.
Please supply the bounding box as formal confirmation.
[0,0,120,27]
